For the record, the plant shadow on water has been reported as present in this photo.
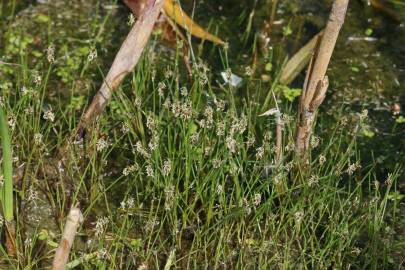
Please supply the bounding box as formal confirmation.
[0,0,404,268]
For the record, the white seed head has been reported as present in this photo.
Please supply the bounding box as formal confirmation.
[157,82,166,97]
[145,164,154,177]
[134,97,142,108]
[180,86,188,97]
[294,210,304,224]
[88,47,97,62]
[285,141,295,152]
[255,146,264,159]
[164,68,173,79]
[216,121,226,137]
[43,109,55,122]
[226,136,237,154]
[121,122,130,134]
[94,217,109,237]
[310,136,320,149]
[96,137,108,152]
[146,115,156,131]
[148,133,159,151]
[245,66,253,76]
[123,163,138,176]
[253,193,262,206]
[127,13,136,26]
[242,198,251,215]
[308,175,319,187]
[190,132,199,145]
[346,162,360,175]
[46,44,55,63]
[359,109,368,121]
[34,133,43,145]
[162,159,172,177]
[7,116,16,130]
[319,154,326,165]
[33,72,42,86]
[247,135,255,148]
[216,184,223,195]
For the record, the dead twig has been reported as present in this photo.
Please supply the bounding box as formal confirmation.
[295,0,349,158]
[52,207,83,270]
[0,60,21,66]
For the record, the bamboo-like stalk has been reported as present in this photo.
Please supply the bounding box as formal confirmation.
[79,0,165,128]
[52,207,83,270]
[295,0,349,157]
[0,107,16,256]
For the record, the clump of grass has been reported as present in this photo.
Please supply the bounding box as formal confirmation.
[0,0,403,269]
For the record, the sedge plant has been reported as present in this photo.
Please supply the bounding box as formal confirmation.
[0,106,14,254]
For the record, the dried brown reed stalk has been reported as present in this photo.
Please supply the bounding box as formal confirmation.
[79,0,165,129]
[52,207,83,270]
[5,220,16,257]
[295,0,349,158]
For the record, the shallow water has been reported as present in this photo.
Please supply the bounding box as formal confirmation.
[192,0,405,179]
[2,0,403,175]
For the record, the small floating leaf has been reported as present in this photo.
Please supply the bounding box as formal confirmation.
[282,25,292,36]
[36,14,50,23]
[365,28,373,36]
[32,51,43,58]
[283,87,302,102]
[276,85,302,102]
[130,238,143,249]
[396,116,405,123]
[351,66,360,72]
[362,127,375,138]
[38,229,48,240]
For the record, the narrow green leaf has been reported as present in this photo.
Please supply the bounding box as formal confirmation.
[0,107,13,222]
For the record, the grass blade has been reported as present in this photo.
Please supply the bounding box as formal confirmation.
[0,106,13,221]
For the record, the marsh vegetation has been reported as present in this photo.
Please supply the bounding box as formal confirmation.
[0,0,404,269]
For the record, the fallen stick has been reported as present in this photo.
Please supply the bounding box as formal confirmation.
[0,60,21,66]
[52,207,83,270]
[295,0,349,158]
[79,0,165,128]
